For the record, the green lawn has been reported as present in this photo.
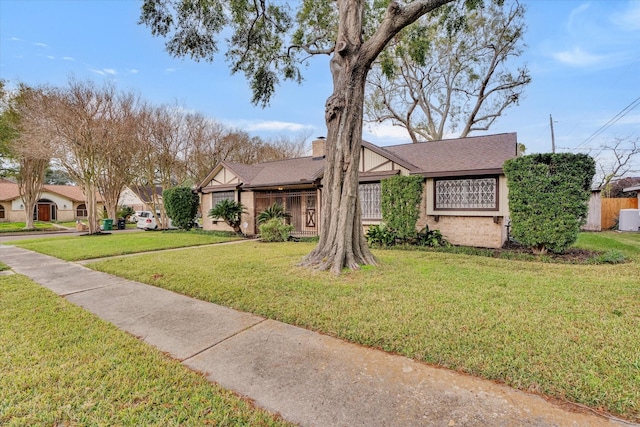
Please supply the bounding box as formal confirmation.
[0,274,293,426]
[0,221,61,233]
[84,232,640,422]
[8,231,640,421]
[9,230,241,260]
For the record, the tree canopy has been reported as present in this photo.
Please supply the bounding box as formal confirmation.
[365,0,530,142]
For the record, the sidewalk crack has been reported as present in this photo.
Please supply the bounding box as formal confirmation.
[181,318,268,362]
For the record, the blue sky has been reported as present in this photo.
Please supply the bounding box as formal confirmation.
[1,0,639,169]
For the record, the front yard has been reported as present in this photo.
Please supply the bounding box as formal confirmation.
[0,274,293,426]
[7,231,640,422]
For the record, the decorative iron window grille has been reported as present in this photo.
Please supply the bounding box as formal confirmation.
[359,183,381,219]
[211,191,235,207]
[435,177,498,210]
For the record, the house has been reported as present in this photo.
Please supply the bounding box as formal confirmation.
[197,133,518,248]
[0,178,104,223]
[622,184,640,206]
[119,185,165,212]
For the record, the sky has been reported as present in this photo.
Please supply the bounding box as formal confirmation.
[1,0,639,174]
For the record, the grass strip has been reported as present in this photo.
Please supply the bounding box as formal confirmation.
[0,221,60,233]
[9,230,241,260]
[0,274,293,427]
[85,234,640,422]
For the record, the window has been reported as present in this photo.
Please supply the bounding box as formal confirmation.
[76,203,87,218]
[359,183,381,219]
[0,204,4,219]
[435,177,498,210]
[212,191,235,207]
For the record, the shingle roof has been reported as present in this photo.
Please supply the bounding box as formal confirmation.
[128,185,163,203]
[243,157,325,188]
[0,181,103,203]
[199,132,518,191]
[384,133,518,176]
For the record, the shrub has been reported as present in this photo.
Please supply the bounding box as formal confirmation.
[365,223,398,247]
[414,226,447,247]
[163,187,200,230]
[503,153,595,254]
[118,205,135,220]
[380,175,424,241]
[208,199,246,235]
[259,218,294,242]
[257,202,290,225]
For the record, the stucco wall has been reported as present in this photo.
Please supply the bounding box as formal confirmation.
[200,190,253,234]
[0,201,103,223]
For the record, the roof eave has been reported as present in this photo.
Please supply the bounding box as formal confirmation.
[413,168,504,178]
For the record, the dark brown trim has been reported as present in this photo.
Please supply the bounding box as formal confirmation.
[244,182,317,191]
[200,184,241,194]
[358,170,400,182]
[433,175,500,212]
[415,168,503,178]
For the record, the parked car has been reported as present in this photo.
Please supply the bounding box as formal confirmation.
[135,211,176,230]
[129,210,145,223]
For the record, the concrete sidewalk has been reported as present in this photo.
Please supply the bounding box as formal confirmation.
[0,244,635,427]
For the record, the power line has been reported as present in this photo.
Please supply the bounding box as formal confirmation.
[574,95,640,150]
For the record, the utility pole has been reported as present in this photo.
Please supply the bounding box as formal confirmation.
[549,114,556,153]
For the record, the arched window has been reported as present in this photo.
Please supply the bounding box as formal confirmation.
[0,204,5,219]
[76,203,88,218]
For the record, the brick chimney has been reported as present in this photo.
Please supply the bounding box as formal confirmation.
[312,137,326,159]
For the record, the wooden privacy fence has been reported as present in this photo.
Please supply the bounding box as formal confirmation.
[601,198,638,230]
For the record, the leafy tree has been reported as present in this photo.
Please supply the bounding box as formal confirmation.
[257,202,290,225]
[45,167,74,185]
[139,0,479,273]
[366,1,530,142]
[208,199,246,235]
[503,153,595,255]
[163,186,200,230]
[380,175,424,240]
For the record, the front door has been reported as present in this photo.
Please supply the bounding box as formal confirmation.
[37,204,50,221]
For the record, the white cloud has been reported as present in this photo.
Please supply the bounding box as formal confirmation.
[33,42,48,48]
[552,47,605,67]
[10,37,23,42]
[363,122,412,145]
[46,55,55,60]
[89,68,117,76]
[237,120,314,133]
[567,2,590,30]
[129,69,139,74]
[63,56,75,61]
[165,67,176,73]
[611,2,640,31]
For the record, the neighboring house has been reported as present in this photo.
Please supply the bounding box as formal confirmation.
[119,185,164,212]
[0,178,104,222]
[197,133,518,248]
[622,185,640,206]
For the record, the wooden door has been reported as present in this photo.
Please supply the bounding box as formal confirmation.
[37,204,50,221]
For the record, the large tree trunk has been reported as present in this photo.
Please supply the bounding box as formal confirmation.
[300,1,377,274]
[18,157,47,230]
[84,182,101,234]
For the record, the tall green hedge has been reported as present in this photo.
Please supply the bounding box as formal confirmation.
[163,186,200,230]
[380,175,424,241]
[503,153,595,254]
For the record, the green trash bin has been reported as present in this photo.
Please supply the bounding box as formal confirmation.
[102,218,113,231]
